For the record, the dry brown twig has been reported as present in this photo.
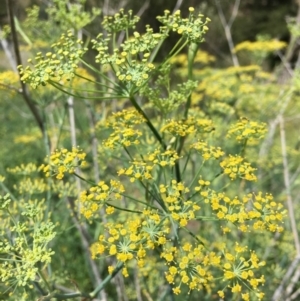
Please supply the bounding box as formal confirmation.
[272,116,300,301]
[214,0,240,67]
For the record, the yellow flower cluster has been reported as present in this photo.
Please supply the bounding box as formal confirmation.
[7,163,38,175]
[90,210,169,269]
[118,160,153,182]
[116,56,155,87]
[220,155,257,181]
[92,15,162,89]
[161,117,214,137]
[14,131,42,144]
[190,141,224,160]
[52,181,77,198]
[194,65,262,104]
[227,118,267,143]
[147,149,180,168]
[19,31,87,88]
[0,70,19,93]
[209,101,235,115]
[14,178,47,195]
[163,243,214,294]
[41,147,87,179]
[199,190,285,233]
[157,8,210,43]
[218,243,266,300]
[102,9,140,33]
[79,180,125,219]
[234,40,287,53]
[160,180,200,227]
[0,198,56,289]
[102,109,145,149]
[170,50,215,67]
[118,148,180,182]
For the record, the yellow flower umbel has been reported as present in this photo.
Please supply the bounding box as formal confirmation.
[202,190,286,234]
[101,109,146,149]
[227,117,267,144]
[220,155,257,181]
[220,243,266,300]
[162,242,214,294]
[41,147,87,179]
[79,180,125,219]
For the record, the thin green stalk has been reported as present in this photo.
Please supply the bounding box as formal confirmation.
[180,227,206,248]
[168,36,184,56]
[41,109,52,221]
[89,262,124,298]
[169,216,180,242]
[184,42,198,118]
[32,281,47,296]
[74,72,121,92]
[79,58,122,87]
[73,172,96,186]
[38,270,51,292]
[49,81,124,100]
[0,182,17,202]
[148,32,171,63]
[195,216,218,221]
[120,193,157,210]
[181,150,191,176]
[55,104,68,149]
[105,202,142,214]
[162,39,189,68]
[112,32,116,51]
[240,138,248,158]
[129,96,166,149]
[152,182,168,211]
[14,16,32,45]
[44,291,89,300]
[188,162,204,190]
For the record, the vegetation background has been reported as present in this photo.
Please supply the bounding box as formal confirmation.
[1,0,300,301]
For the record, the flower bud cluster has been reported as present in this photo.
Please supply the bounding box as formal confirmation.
[41,147,87,179]
[19,31,87,89]
[157,8,210,43]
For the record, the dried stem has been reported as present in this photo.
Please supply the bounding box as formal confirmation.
[279,115,300,255]
[214,0,240,67]
[285,266,300,297]
[272,255,300,301]
[284,0,300,63]
[5,0,45,134]
[0,26,17,71]
[172,0,184,13]
[67,198,106,300]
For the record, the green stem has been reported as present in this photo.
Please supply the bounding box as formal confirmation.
[0,182,17,202]
[73,172,96,185]
[89,262,124,298]
[195,216,218,221]
[105,202,142,214]
[79,58,122,87]
[181,227,206,248]
[38,270,51,292]
[149,31,171,63]
[49,81,123,100]
[120,193,158,210]
[55,103,68,148]
[74,72,120,92]
[14,16,32,45]
[240,138,248,158]
[164,39,189,67]
[129,96,166,149]
[184,42,198,118]
[188,162,204,190]
[181,150,191,176]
